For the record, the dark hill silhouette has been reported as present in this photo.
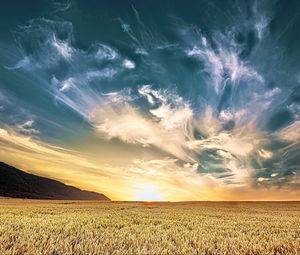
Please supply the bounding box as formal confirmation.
[0,162,110,200]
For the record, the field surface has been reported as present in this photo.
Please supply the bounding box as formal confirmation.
[0,199,299,255]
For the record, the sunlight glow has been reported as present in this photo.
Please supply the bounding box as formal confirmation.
[135,183,163,201]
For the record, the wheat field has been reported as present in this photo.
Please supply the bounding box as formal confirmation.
[0,199,299,255]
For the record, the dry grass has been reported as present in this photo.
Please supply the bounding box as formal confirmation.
[0,199,299,255]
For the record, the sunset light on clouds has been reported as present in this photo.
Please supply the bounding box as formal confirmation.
[1,0,300,201]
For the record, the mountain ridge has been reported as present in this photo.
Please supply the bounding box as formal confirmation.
[0,162,110,200]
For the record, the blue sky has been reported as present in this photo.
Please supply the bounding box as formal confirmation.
[0,0,300,200]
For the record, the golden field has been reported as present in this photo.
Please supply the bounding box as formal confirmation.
[0,199,299,255]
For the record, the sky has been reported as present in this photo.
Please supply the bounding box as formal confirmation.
[1,0,300,201]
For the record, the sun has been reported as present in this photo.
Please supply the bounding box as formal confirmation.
[135,183,163,201]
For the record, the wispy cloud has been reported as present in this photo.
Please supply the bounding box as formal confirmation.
[278,121,300,142]
[15,120,40,135]
[1,2,300,201]
[93,86,195,161]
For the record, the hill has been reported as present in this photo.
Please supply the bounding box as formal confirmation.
[0,162,110,200]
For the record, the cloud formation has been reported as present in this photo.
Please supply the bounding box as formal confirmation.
[0,0,300,200]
